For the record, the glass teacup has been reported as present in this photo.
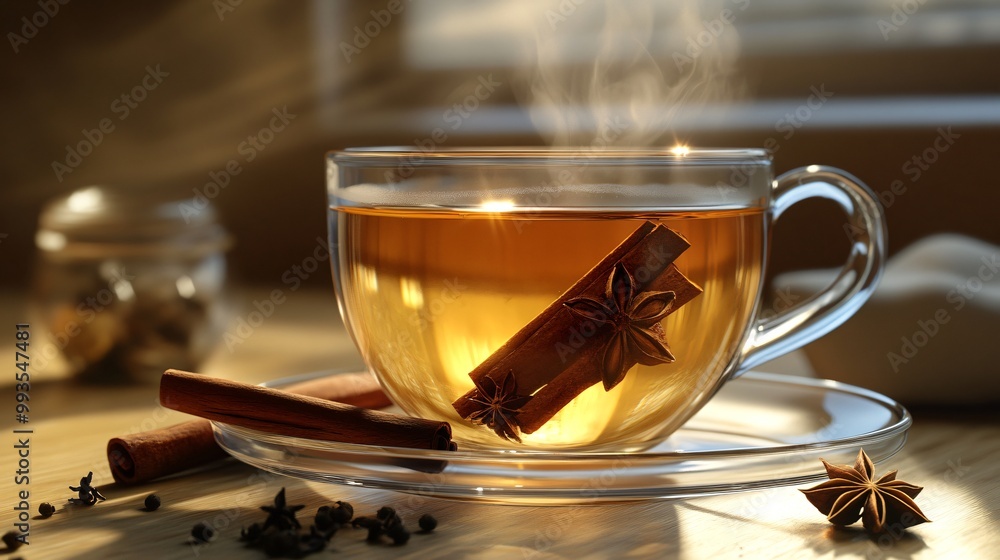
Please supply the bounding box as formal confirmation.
[328,148,885,451]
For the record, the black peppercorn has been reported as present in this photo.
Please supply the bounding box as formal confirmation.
[262,529,299,557]
[2,530,24,551]
[331,500,353,524]
[191,522,216,543]
[240,522,263,543]
[377,506,403,528]
[314,507,335,533]
[310,527,336,544]
[144,494,161,511]
[418,514,438,532]
[352,517,384,542]
[38,502,56,518]
[301,526,330,553]
[386,522,410,545]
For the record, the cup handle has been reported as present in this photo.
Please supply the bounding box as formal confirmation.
[734,165,887,375]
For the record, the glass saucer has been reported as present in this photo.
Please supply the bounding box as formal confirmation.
[212,370,910,505]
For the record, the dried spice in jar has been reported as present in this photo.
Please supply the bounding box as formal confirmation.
[32,185,231,383]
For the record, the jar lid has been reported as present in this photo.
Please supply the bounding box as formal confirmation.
[36,185,232,259]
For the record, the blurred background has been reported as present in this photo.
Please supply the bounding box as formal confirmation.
[1,1,998,395]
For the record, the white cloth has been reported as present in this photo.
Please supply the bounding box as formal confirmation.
[774,234,1000,404]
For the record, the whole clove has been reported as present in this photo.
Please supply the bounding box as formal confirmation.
[69,471,106,506]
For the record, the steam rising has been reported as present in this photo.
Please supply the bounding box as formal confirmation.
[518,0,744,147]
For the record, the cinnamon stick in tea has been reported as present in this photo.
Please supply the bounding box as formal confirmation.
[516,264,702,433]
[160,370,454,450]
[452,221,702,438]
[108,372,392,485]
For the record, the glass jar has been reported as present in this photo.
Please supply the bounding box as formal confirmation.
[32,185,231,383]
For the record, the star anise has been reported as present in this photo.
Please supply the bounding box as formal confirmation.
[467,370,532,443]
[261,488,305,531]
[801,449,930,534]
[564,262,676,391]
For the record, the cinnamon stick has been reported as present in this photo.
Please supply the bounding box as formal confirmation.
[160,369,453,450]
[452,221,702,436]
[517,266,702,433]
[108,372,391,485]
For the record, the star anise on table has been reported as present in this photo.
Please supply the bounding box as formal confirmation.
[467,370,532,443]
[801,449,930,535]
[564,261,677,391]
[261,488,306,531]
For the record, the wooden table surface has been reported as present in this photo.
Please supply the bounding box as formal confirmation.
[1,290,997,559]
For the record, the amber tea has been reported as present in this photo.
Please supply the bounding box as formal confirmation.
[333,206,764,449]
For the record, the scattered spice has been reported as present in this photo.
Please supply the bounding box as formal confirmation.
[418,514,437,532]
[241,490,335,557]
[564,262,677,390]
[261,488,305,532]
[69,471,106,506]
[375,506,396,521]
[331,501,354,524]
[801,449,930,534]
[240,523,263,542]
[350,505,434,546]
[303,525,334,552]
[314,506,336,533]
[2,530,24,551]
[38,502,56,518]
[262,529,299,556]
[191,522,216,543]
[352,517,385,543]
[144,494,161,511]
[386,522,410,545]
[238,490,436,556]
